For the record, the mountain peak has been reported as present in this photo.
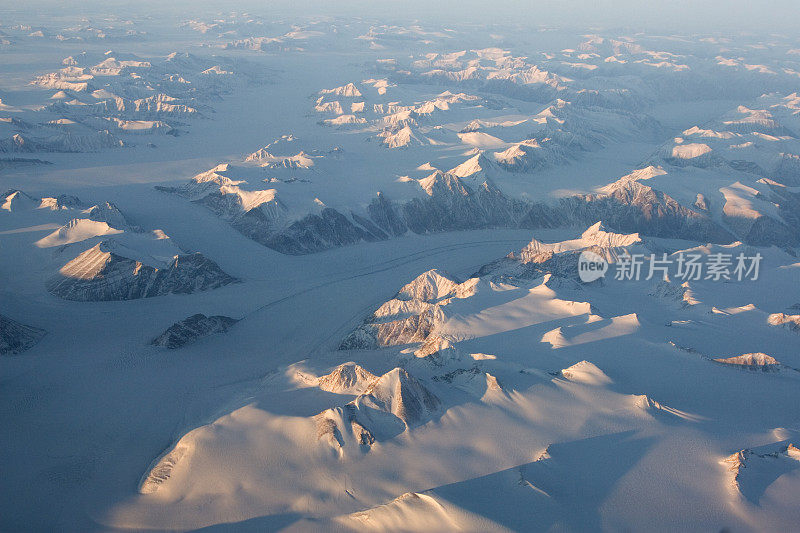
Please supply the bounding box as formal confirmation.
[318,362,378,394]
[579,221,641,247]
[396,269,460,302]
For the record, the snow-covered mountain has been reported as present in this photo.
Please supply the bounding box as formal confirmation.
[3,11,800,533]
[162,160,758,255]
[315,366,441,448]
[47,238,237,301]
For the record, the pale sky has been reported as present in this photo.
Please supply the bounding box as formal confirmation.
[6,0,800,33]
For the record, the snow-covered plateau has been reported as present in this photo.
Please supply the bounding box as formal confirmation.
[1,3,799,532]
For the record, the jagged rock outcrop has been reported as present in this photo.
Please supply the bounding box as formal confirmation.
[767,313,800,332]
[340,307,446,350]
[723,442,800,503]
[650,280,699,307]
[339,269,470,350]
[0,314,45,355]
[432,365,503,395]
[152,314,239,349]
[139,442,190,495]
[713,353,783,372]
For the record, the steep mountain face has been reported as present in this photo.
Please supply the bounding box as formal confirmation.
[448,152,497,178]
[340,269,480,350]
[2,189,81,212]
[561,175,734,243]
[357,367,440,425]
[47,241,237,301]
[395,269,461,302]
[278,172,564,255]
[494,140,563,172]
[401,172,540,234]
[34,199,138,249]
[478,222,648,282]
[163,159,754,257]
[1,189,40,211]
[0,130,124,153]
[160,166,561,255]
[315,366,440,448]
[86,201,137,231]
[3,189,238,302]
[151,314,239,349]
[319,82,362,98]
[760,181,800,247]
[772,153,800,187]
[317,362,378,395]
[340,307,446,350]
[0,315,46,355]
[252,206,388,255]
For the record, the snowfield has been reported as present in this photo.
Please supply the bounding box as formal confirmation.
[1,3,800,532]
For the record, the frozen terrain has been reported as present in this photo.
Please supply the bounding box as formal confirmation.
[1,2,799,532]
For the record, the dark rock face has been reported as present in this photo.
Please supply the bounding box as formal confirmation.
[0,314,45,355]
[163,162,772,256]
[765,183,800,247]
[367,192,407,237]
[47,243,238,301]
[152,314,238,349]
[401,173,532,234]
[727,213,799,248]
[256,207,386,255]
[772,153,800,187]
[561,180,734,243]
[250,174,733,255]
[87,201,137,231]
[0,131,124,153]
